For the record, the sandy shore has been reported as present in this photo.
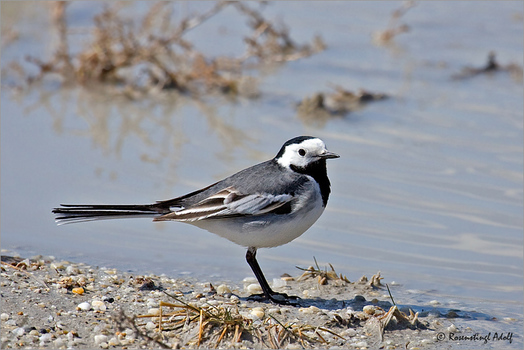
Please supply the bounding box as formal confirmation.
[0,254,479,349]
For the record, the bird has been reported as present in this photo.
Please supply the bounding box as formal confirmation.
[53,136,339,304]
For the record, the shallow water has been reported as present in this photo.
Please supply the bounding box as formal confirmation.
[2,1,523,344]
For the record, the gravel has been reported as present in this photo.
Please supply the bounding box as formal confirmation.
[0,254,481,349]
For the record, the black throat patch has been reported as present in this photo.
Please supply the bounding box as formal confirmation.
[290,159,331,207]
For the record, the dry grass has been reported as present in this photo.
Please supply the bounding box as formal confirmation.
[372,1,416,46]
[132,291,346,349]
[296,257,351,285]
[16,1,325,98]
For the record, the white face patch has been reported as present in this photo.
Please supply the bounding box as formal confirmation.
[277,138,328,169]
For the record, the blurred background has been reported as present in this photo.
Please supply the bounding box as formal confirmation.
[1,0,522,333]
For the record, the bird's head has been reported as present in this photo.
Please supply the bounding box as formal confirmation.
[275,136,339,170]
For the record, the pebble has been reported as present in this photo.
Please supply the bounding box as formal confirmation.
[216,284,231,295]
[363,305,376,315]
[246,283,262,294]
[447,324,458,332]
[148,308,160,316]
[39,333,52,343]
[242,277,258,284]
[54,338,65,348]
[77,302,91,311]
[267,308,281,315]
[299,306,320,314]
[94,334,108,345]
[12,327,25,337]
[65,265,79,275]
[92,300,106,312]
[72,287,84,295]
[145,321,157,330]
[250,307,265,319]
[429,300,440,305]
[108,337,120,346]
[4,319,16,326]
[0,313,9,321]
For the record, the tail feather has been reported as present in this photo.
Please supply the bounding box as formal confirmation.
[52,203,172,225]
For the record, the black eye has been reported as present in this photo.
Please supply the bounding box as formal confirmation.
[298,148,306,156]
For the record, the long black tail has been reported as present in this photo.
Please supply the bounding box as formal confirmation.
[52,203,172,225]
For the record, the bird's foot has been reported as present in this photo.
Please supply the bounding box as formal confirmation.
[247,292,301,305]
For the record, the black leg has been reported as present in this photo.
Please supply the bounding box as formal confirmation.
[245,247,299,305]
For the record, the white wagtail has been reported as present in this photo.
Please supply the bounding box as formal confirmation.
[53,136,339,304]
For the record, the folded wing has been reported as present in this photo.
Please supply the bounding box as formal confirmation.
[154,187,293,222]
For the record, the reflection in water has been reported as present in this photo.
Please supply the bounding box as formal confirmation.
[16,84,255,187]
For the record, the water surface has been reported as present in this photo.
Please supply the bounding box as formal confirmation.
[2,1,522,344]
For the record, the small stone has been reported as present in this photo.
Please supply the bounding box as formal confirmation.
[50,261,66,270]
[246,283,262,294]
[94,334,108,345]
[268,308,281,315]
[447,324,458,333]
[272,278,287,288]
[363,305,376,315]
[91,300,106,312]
[0,313,9,321]
[108,337,120,346]
[250,307,265,319]
[299,306,320,314]
[65,265,79,275]
[148,308,160,316]
[216,284,231,295]
[77,302,91,311]
[429,300,440,305]
[72,287,84,295]
[242,277,258,284]
[54,338,65,348]
[12,327,25,337]
[145,322,157,330]
[39,333,52,343]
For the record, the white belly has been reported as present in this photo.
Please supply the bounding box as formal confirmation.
[190,185,325,248]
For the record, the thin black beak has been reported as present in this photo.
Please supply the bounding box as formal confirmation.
[320,151,340,159]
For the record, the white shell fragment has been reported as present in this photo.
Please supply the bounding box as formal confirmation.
[77,302,91,311]
[94,334,108,345]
